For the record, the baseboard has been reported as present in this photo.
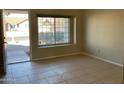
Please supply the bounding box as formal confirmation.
[32,52,82,61]
[82,52,123,67]
[32,51,123,67]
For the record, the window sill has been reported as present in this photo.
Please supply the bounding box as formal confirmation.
[38,44,72,48]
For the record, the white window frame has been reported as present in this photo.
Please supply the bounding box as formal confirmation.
[37,15,74,47]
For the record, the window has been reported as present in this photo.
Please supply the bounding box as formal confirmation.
[37,16,72,46]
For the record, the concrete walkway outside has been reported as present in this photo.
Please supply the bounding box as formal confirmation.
[6,44,30,64]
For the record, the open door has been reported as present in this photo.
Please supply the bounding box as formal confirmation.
[3,10,30,64]
[0,10,6,77]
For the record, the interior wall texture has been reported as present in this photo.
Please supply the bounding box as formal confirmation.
[29,9,124,65]
[29,9,84,60]
[83,10,124,65]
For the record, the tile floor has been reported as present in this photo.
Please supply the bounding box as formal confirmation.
[0,54,123,84]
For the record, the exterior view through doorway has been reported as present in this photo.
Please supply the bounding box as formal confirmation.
[3,10,30,64]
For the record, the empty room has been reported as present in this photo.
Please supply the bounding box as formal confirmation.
[0,9,123,84]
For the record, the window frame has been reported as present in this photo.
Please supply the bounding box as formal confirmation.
[37,14,74,47]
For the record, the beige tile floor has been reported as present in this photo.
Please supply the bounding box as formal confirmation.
[0,54,123,84]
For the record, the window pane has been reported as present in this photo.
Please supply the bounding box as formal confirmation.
[55,18,70,44]
[37,16,71,46]
[38,17,55,45]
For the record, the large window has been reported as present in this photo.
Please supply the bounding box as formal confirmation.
[37,16,72,46]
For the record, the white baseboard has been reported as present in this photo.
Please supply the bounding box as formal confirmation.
[82,52,123,67]
[32,51,123,67]
[32,52,82,61]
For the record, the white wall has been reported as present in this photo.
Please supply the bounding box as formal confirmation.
[29,9,84,60]
[83,10,124,65]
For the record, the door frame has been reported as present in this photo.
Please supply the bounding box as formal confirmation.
[3,9,32,64]
[0,9,6,75]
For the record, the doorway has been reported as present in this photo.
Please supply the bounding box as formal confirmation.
[3,10,30,64]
